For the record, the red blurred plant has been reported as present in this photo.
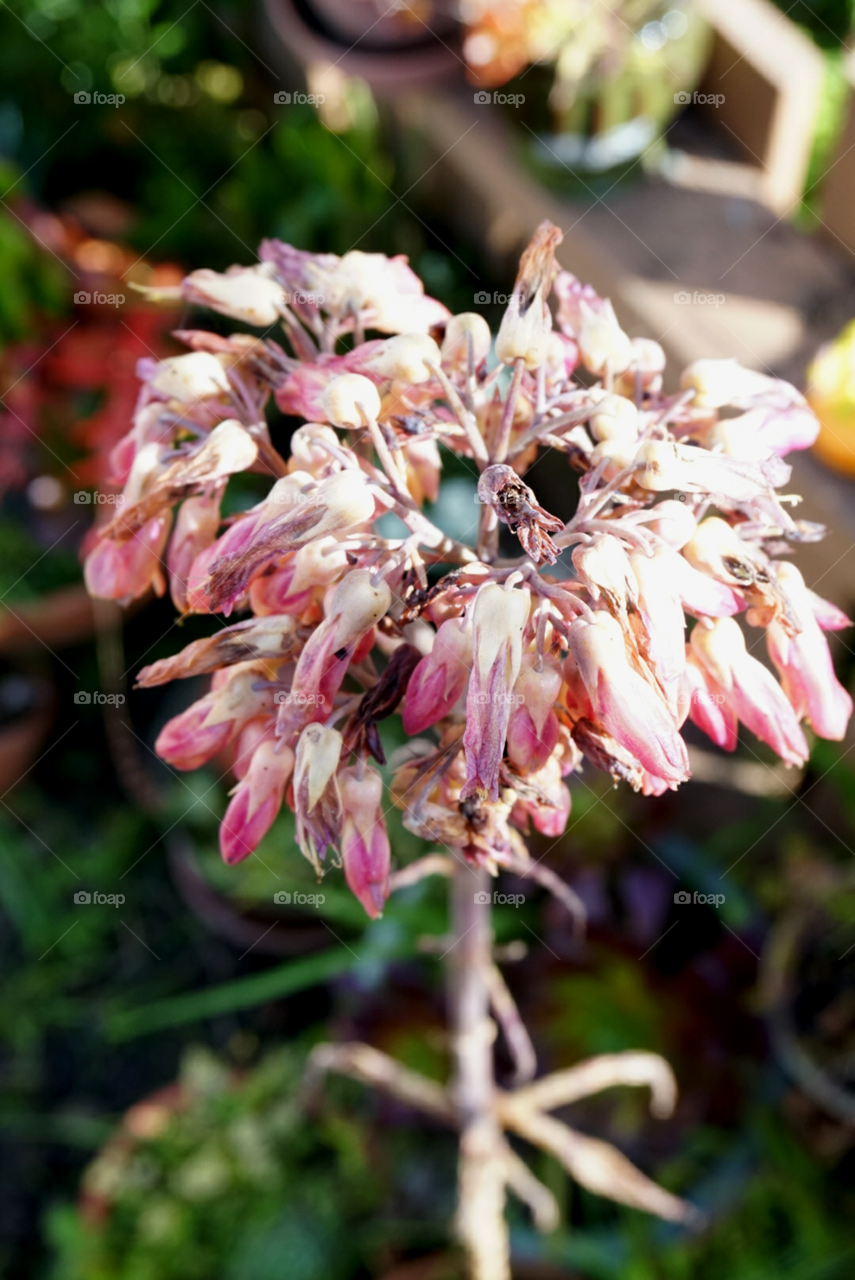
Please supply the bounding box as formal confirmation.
[83,224,851,1279]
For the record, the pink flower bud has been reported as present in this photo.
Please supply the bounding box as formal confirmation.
[462,583,531,801]
[288,424,342,477]
[274,343,385,419]
[168,492,222,612]
[630,548,686,718]
[149,352,230,402]
[683,651,737,751]
[84,513,171,604]
[680,359,803,410]
[441,312,492,368]
[589,394,639,444]
[294,723,343,872]
[576,300,633,377]
[507,655,563,775]
[322,374,382,427]
[366,333,441,383]
[646,500,697,550]
[182,265,287,327]
[403,435,442,505]
[690,618,808,766]
[511,754,570,836]
[573,535,637,620]
[340,766,391,918]
[231,718,276,780]
[402,616,473,734]
[708,404,819,459]
[282,570,391,733]
[568,613,690,786]
[767,563,852,741]
[495,220,562,370]
[155,662,275,770]
[220,739,294,865]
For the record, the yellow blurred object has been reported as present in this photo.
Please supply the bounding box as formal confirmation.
[807,319,855,476]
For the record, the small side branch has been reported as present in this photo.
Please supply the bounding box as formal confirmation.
[484,961,537,1086]
[307,1041,455,1126]
[501,1050,678,1120]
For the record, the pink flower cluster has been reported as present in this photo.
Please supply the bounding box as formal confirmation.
[85,222,852,919]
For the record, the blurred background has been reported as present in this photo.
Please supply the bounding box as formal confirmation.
[1,1,855,1277]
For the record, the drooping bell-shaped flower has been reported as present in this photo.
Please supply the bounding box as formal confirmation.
[366,333,442,384]
[629,548,686,718]
[167,491,222,612]
[495,220,561,370]
[146,351,231,402]
[441,312,492,369]
[511,752,571,836]
[690,617,808,766]
[206,470,377,612]
[280,570,391,735]
[462,583,531,801]
[154,661,276,770]
[293,722,343,873]
[84,512,171,604]
[507,653,563,775]
[568,612,690,787]
[249,536,350,618]
[220,739,294,865]
[339,765,391,918]
[181,265,287,327]
[767,562,852,741]
[402,615,473,735]
[682,649,738,751]
[573,535,637,625]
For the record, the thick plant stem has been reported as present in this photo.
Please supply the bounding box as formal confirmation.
[449,862,510,1280]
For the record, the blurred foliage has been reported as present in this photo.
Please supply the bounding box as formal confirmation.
[44,1046,397,1280]
[0,164,66,345]
[772,0,855,46]
[0,516,79,600]
[43,1036,468,1280]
